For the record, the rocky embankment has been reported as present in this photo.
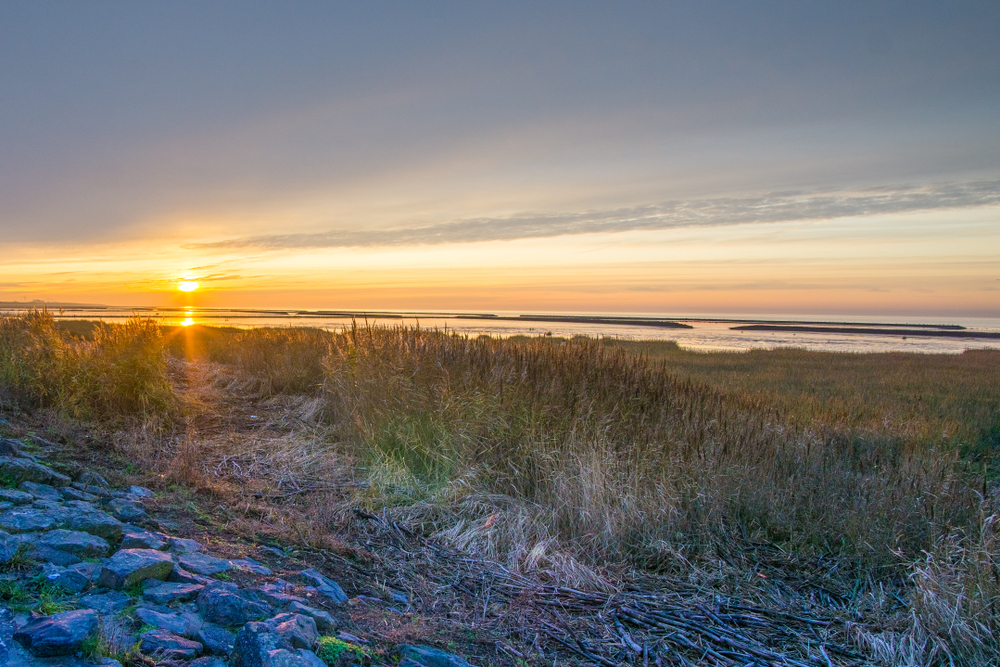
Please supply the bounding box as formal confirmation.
[0,438,473,667]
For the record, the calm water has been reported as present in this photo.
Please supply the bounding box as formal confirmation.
[10,306,1000,354]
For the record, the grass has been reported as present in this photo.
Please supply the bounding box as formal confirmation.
[0,309,175,423]
[316,635,369,666]
[3,319,999,665]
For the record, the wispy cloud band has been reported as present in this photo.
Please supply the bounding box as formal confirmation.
[188,179,1000,251]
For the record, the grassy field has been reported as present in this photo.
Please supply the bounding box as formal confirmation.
[1,311,998,666]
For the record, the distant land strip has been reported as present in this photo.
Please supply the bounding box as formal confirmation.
[731,324,1000,339]
[456,314,693,329]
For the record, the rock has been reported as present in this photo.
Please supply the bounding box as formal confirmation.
[121,527,170,550]
[232,557,272,575]
[30,542,82,566]
[0,489,34,505]
[0,438,23,456]
[78,471,111,488]
[169,536,203,553]
[143,581,204,604]
[71,481,113,497]
[286,602,336,632]
[230,622,293,667]
[129,485,154,497]
[0,507,60,533]
[0,530,21,563]
[180,551,232,575]
[0,505,123,542]
[18,481,62,501]
[59,486,99,502]
[400,645,476,667]
[260,545,287,558]
[197,581,273,626]
[265,649,328,667]
[98,548,174,589]
[106,498,147,523]
[257,582,307,607]
[42,562,96,593]
[0,456,70,486]
[36,528,110,558]
[267,613,318,650]
[169,565,213,585]
[299,568,348,603]
[13,609,98,657]
[197,624,236,656]
[79,591,132,615]
[97,658,125,667]
[140,628,203,659]
[135,607,200,637]
[191,658,228,667]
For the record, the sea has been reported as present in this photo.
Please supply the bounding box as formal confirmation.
[10,305,1000,354]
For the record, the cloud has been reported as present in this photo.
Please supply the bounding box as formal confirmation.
[188,179,1000,251]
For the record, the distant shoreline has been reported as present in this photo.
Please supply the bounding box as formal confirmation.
[731,324,1000,339]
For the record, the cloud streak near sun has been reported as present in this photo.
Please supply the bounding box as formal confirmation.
[189,180,1000,251]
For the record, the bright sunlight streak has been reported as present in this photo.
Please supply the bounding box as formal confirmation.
[177,281,199,292]
[181,318,195,327]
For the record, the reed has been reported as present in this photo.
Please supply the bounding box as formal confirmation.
[0,309,174,422]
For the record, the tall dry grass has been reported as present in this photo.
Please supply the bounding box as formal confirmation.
[313,326,983,575]
[0,310,174,422]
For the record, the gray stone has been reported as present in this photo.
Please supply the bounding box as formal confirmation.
[197,581,273,626]
[98,548,174,589]
[299,568,348,603]
[232,557,272,575]
[0,502,11,511]
[71,481,113,497]
[0,456,70,486]
[0,438,23,457]
[180,551,232,575]
[13,609,98,657]
[169,565,213,585]
[78,471,110,488]
[36,528,110,558]
[66,508,123,543]
[286,602,336,632]
[129,485,154,497]
[79,590,132,615]
[135,606,200,637]
[0,529,20,563]
[106,498,147,523]
[400,645,476,667]
[31,542,82,566]
[191,658,228,667]
[197,624,236,656]
[121,528,170,550]
[0,505,123,542]
[265,649,328,667]
[18,481,62,501]
[229,622,293,667]
[0,507,61,533]
[257,582,307,608]
[60,486,99,502]
[42,564,91,594]
[143,581,204,604]
[140,628,203,659]
[169,536,203,553]
[97,658,124,667]
[267,613,318,650]
[0,489,34,505]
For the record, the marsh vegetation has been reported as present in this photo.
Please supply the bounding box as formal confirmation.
[1,310,998,666]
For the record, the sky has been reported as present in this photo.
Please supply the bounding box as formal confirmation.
[1,1,998,317]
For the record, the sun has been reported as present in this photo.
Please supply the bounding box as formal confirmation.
[177,281,199,292]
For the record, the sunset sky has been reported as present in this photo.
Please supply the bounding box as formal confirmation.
[2,2,998,316]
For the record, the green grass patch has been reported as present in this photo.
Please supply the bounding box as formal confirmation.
[316,636,369,666]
